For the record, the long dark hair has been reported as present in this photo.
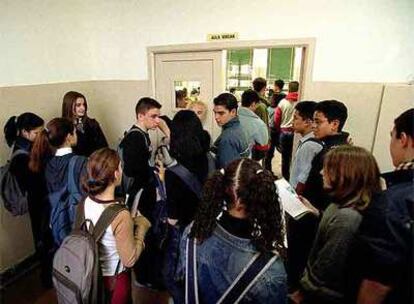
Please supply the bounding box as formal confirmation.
[4,113,44,147]
[62,91,88,121]
[170,110,210,181]
[190,158,285,254]
[29,118,75,173]
[82,148,120,196]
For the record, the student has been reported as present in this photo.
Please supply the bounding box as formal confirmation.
[238,89,269,161]
[162,110,210,302]
[264,79,286,171]
[187,100,208,125]
[291,145,382,304]
[252,77,270,125]
[30,117,87,244]
[289,101,323,194]
[62,91,108,157]
[357,108,414,304]
[82,148,151,304]
[178,158,287,303]
[212,93,249,168]
[274,81,300,180]
[119,97,162,214]
[4,113,53,287]
[303,99,350,210]
[286,101,323,290]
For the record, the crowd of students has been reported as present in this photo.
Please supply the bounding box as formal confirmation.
[2,85,413,304]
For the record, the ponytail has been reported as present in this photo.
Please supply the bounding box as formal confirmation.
[4,116,18,147]
[190,170,225,242]
[29,129,52,173]
[29,117,73,173]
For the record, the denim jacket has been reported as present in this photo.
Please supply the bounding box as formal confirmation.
[212,117,249,169]
[177,223,287,304]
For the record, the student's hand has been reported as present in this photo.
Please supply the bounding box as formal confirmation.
[289,290,304,304]
[158,119,170,139]
[155,153,166,179]
[347,135,354,145]
[298,195,320,217]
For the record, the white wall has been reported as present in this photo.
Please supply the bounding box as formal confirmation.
[1,0,413,87]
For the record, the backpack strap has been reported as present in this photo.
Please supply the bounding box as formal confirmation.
[123,127,150,149]
[185,237,277,304]
[67,155,81,194]
[92,204,128,242]
[167,164,202,200]
[10,149,29,161]
[74,198,87,230]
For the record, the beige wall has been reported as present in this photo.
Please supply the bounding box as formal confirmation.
[0,80,149,272]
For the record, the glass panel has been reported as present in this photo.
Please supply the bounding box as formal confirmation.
[174,81,201,108]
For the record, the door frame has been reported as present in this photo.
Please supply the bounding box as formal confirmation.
[147,37,316,98]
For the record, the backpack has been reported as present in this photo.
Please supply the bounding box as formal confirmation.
[116,128,150,200]
[53,200,127,304]
[0,149,29,216]
[49,156,83,246]
[185,237,277,304]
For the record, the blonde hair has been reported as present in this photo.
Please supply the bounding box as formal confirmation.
[187,100,208,123]
[323,145,381,210]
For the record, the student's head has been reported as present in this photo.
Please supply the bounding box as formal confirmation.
[389,108,414,167]
[135,97,162,130]
[274,79,285,93]
[190,158,285,253]
[252,77,267,95]
[187,100,208,124]
[288,81,299,93]
[170,110,210,178]
[213,93,238,127]
[4,113,44,147]
[83,148,122,196]
[30,118,77,172]
[241,89,260,110]
[313,100,348,139]
[322,145,381,210]
[293,101,318,135]
[62,91,88,120]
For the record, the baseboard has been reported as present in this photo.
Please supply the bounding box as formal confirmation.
[0,254,38,290]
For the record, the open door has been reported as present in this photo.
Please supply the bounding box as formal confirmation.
[154,51,223,139]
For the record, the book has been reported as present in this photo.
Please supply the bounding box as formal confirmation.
[275,178,313,220]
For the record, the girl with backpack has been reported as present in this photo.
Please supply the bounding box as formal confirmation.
[82,148,151,304]
[290,146,382,304]
[177,158,287,303]
[62,91,108,157]
[3,112,54,287]
[30,117,88,245]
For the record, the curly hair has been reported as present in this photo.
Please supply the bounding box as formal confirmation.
[190,158,285,254]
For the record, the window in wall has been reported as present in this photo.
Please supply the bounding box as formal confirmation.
[225,47,303,99]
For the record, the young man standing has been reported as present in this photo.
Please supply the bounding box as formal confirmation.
[238,89,269,160]
[212,93,249,168]
[289,101,323,194]
[274,81,300,180]
[252,77,270,126]
[119,97,162,215]
[303,99,350,210]
[357,108,413,304]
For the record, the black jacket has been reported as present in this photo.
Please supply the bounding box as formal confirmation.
[73,117,108,157]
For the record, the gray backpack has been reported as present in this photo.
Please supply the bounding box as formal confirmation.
[0,149,29,216]
[52,200,127,304]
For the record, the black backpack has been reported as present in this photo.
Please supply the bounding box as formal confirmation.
[0,149,29,216]
[53,200,127,304]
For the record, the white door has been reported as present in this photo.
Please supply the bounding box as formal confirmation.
[154,51,223,139]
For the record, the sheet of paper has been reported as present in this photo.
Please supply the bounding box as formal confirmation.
[275,178,311,219]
